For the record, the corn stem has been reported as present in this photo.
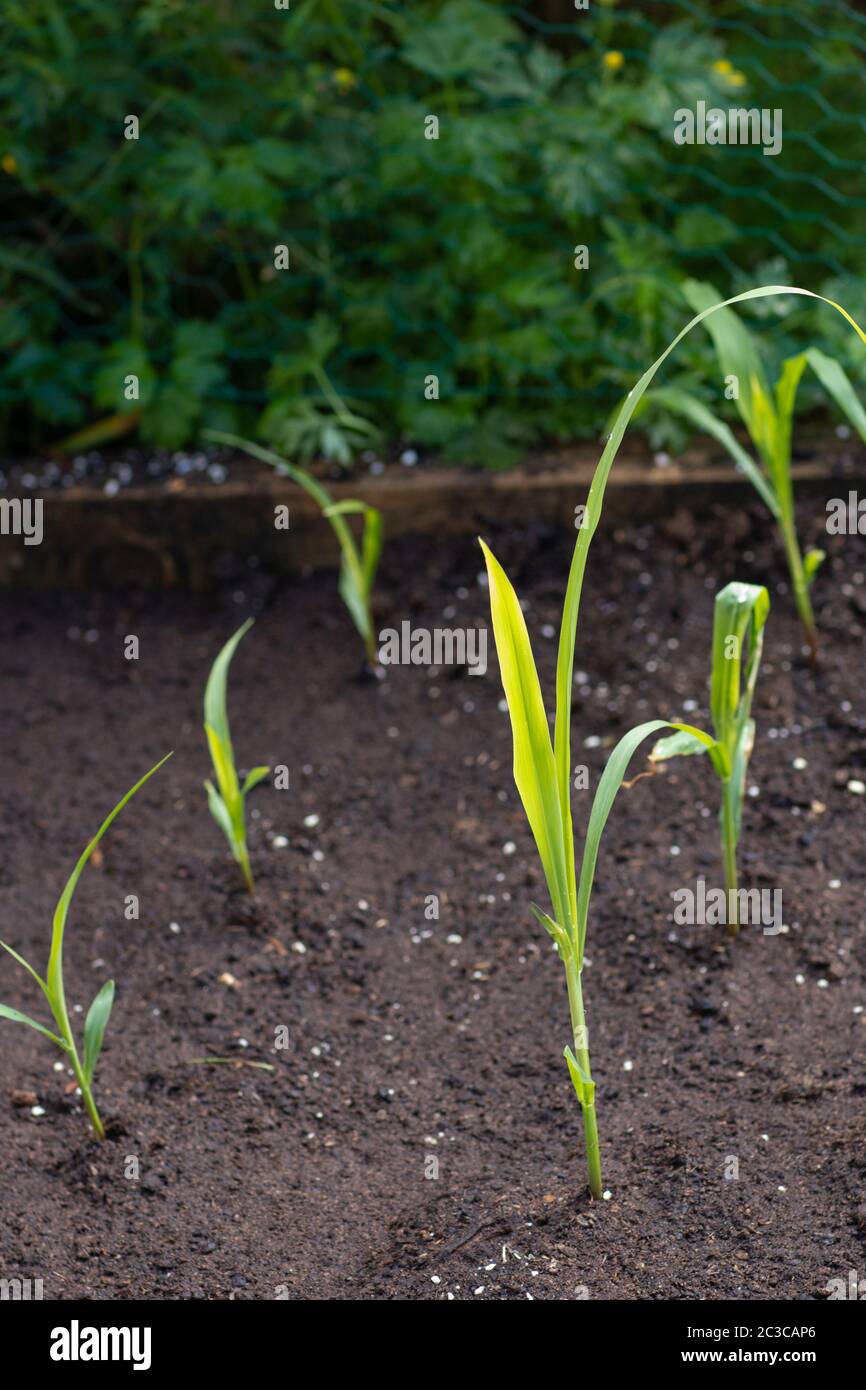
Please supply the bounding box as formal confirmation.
[564,953,602,1199]
[51,986,106,1139]
[778,510,818,667]
[721,779,739,938]
[238,841,254,894]
[70,1050,105,1140]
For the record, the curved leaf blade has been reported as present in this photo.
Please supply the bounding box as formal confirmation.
[205,778,236,844]
[710,581,770,747]
[47,753,173,1008]
[575,720,716,960]
[338,559,371,643]
[564,1044,595,1108]
[0,1002,66,1049]
[803,548,825,586]
[205,722,239,806]
[649,385,780,519]
[204,619,253,751]
[530,902,572,959]
[0,937,48,998]
[361,506,384,598]
[650,728,711,762]
[805,346,866,445]
[681,279,774,436]
[83,980,115,1085]
[240,766,270,797]
[481,538,571,932]
[203,433,371,627]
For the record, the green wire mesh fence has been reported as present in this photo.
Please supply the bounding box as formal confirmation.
[2,0,865,466]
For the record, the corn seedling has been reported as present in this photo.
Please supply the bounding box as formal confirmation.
[481,285,864,1198]
[484,541,714,1196]
[0,755,172,1140]
[650,582,769,936]
[204,430,383,667]
[204,618,269,892]
[646,279,866,663]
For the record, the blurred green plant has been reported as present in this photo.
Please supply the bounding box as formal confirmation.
[645,281,866,662]
[260,316,381,467]
[651,582,769,935]
[206,431,383,667]
[3,1,866,461]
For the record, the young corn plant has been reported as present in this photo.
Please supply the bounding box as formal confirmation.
[0,754,172,1140]
[646,279,866,663]
[481,284,865,1198]
[650,582,769,936]
[204,618,269,892]
[483,539,714,1197]
[203,430,383,668]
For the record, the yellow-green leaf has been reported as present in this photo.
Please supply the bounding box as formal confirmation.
[481,539,571,932]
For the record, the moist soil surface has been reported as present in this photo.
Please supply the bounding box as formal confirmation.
[1,496,864,1301]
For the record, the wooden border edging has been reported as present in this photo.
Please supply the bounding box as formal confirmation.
[1,439,862,589]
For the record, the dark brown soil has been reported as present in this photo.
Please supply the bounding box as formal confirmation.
[1,495,864,1301]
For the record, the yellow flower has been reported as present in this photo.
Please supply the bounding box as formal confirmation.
[713,58,746,86]
[603,51,624,72]
[333,68,357,92]
[2,153,16,175]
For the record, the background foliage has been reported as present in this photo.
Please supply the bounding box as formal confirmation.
[2,0,866,466]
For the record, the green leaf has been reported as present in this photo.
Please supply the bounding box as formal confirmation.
[530,903,572,959]
[804,548,826,586]
[710,581,770,751]
[480,538,571,933]
[203,434,380,661]
[771,353,808,496]
[681,279,774,443]
[240,766,270,797]
[575,719,714,960]
[650,728,711,762]
[805,346,866,445]
[564,1045,595,1108]
[0,1002,66,1049]
[317,501,380,641]
[0,937,48,998]
[204,778,236,844]
[338,558,371,645]
[204,619,253,752]
[401,0,516,81]
[205,722,239,808]
[322,500,368,519]
[47,754,173,1014]
[93,339,155,412]
[360,506,384,599]
[729,718,756,845]
[774,353,808,435]
[649,385,780,519]
[83,980,115,1085]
